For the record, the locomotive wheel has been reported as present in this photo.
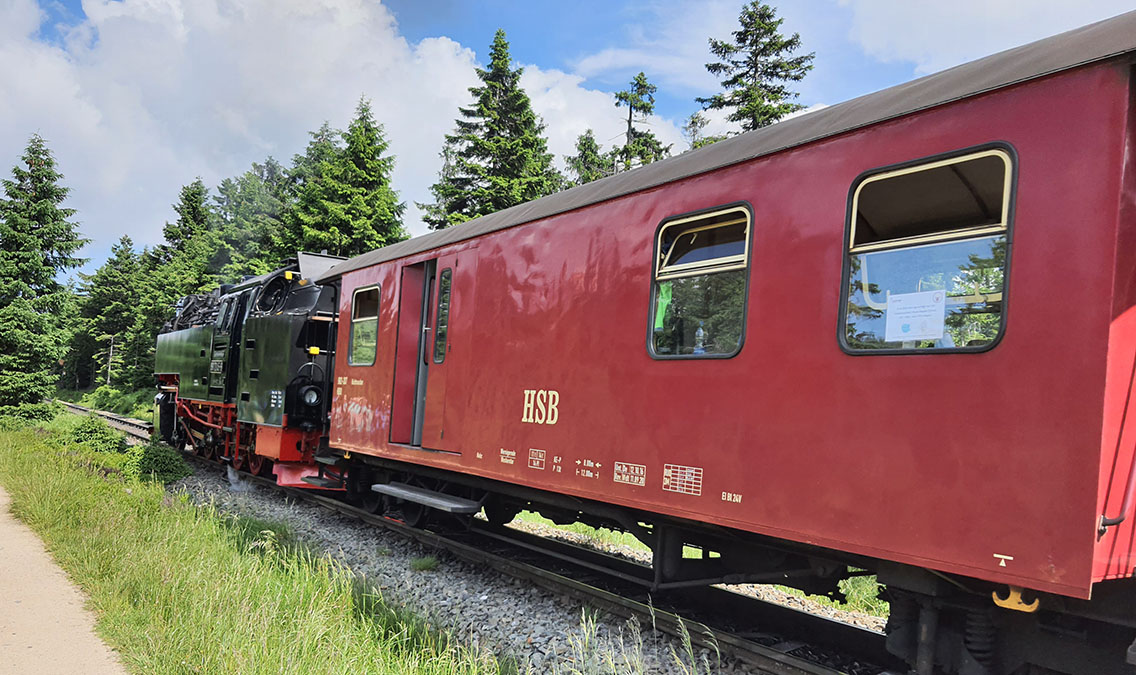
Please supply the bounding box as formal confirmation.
[203,442,218,461]
[232,452,247,472]
[247,453,271,477]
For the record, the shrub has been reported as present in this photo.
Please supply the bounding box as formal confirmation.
[68,415,127,453]
[124,440,192,484]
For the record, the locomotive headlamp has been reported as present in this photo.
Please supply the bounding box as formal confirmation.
[301,386,321,407]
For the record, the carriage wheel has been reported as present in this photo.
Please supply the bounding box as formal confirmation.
[399,501,428,528]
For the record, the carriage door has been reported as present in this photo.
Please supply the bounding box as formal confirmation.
[391,252,464,450]
[409,260,437,446]
[419,252,461,449]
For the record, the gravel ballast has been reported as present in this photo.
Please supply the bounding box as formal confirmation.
[171,464,879,673]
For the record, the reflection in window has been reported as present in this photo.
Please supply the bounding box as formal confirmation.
[846,236,1006,349]
[843,148,1012,352]
[654,270,746,355]
[651,207,749,357]
[433,269,452,363]
[349,286,379,365]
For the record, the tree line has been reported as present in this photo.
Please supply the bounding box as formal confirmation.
[0,1,812,417]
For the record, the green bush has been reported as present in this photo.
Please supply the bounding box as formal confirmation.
[68,415,127,454]
[0,416,28,432]
[124,440,192,484]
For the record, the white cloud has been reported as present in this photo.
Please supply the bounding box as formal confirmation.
[0,0,703,269]
[839,0,1136,74]
[571,0,739,92]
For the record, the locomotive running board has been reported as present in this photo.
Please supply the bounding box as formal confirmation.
[371,482,482,514]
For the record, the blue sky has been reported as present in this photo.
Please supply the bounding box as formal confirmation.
[3,0,1134,276]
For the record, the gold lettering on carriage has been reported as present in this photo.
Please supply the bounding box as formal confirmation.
[521,389,559,425]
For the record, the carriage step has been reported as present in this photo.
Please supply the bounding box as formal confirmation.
[301,476,344,489]
[313,453,348,468]
[370,482,481,514]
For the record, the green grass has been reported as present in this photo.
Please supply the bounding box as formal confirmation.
[0,424,505,674]
[55,385,155,422]
[410,555,440,572]
[512,511,889,618]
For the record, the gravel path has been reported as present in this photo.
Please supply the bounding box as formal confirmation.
[171,464,865,673]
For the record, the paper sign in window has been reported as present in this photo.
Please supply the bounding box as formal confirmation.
[884,290,946,342]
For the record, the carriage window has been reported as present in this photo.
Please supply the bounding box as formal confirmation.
[433,269,452,363]
[349,286,380,366]
[651,207,750,358]
[843,149,1012,352]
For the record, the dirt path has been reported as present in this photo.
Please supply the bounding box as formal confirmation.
[0,487,127,674]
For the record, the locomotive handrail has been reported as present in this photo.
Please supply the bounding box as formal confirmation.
[1099,351,1136,536]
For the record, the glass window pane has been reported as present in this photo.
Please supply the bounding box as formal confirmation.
[433,269,452,363]
[652,268,745,356]
[844,235,1006,350]
[353,288,379,319]
[349,286,379,365]
[663,221,747,269]
[350,319,377,365]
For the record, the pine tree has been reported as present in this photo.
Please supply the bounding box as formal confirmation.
[420,142,460,231]
[565,130,616,186]
[420,29,563,229]
[697,1,814,132]
[284,102,406,257]
[214,158,290,277]
[681,112,727,150]
[160,178,211,260]
[614,73,670,170]
[78,236,141,385]
[0,134,87,418]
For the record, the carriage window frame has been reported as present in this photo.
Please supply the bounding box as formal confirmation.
[432,268,452,364]
[348,284,380,366]
[838,144,1016,356]
[647,203,753,360]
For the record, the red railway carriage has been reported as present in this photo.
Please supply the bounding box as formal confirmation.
[303,13,1136,674]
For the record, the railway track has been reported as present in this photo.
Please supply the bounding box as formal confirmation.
[60,401,902,675]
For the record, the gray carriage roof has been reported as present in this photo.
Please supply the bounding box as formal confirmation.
[317,9,1136,283]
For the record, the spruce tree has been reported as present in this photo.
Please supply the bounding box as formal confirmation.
[0,134,87,418]
[214,158,290,277]
[614,73,670,170]
[285,102,406,256]
[681,112,727,150]
[161,178,211,259]
[78,236,141,385]
[565,130,616,186]
[420,29,563,229]
[697,1,814,132]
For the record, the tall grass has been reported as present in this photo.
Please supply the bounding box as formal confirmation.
[0,428,503,674]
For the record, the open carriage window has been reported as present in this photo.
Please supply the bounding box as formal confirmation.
[842,147,1014,353]
[349,285,380,366]
[650,205,751,358]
